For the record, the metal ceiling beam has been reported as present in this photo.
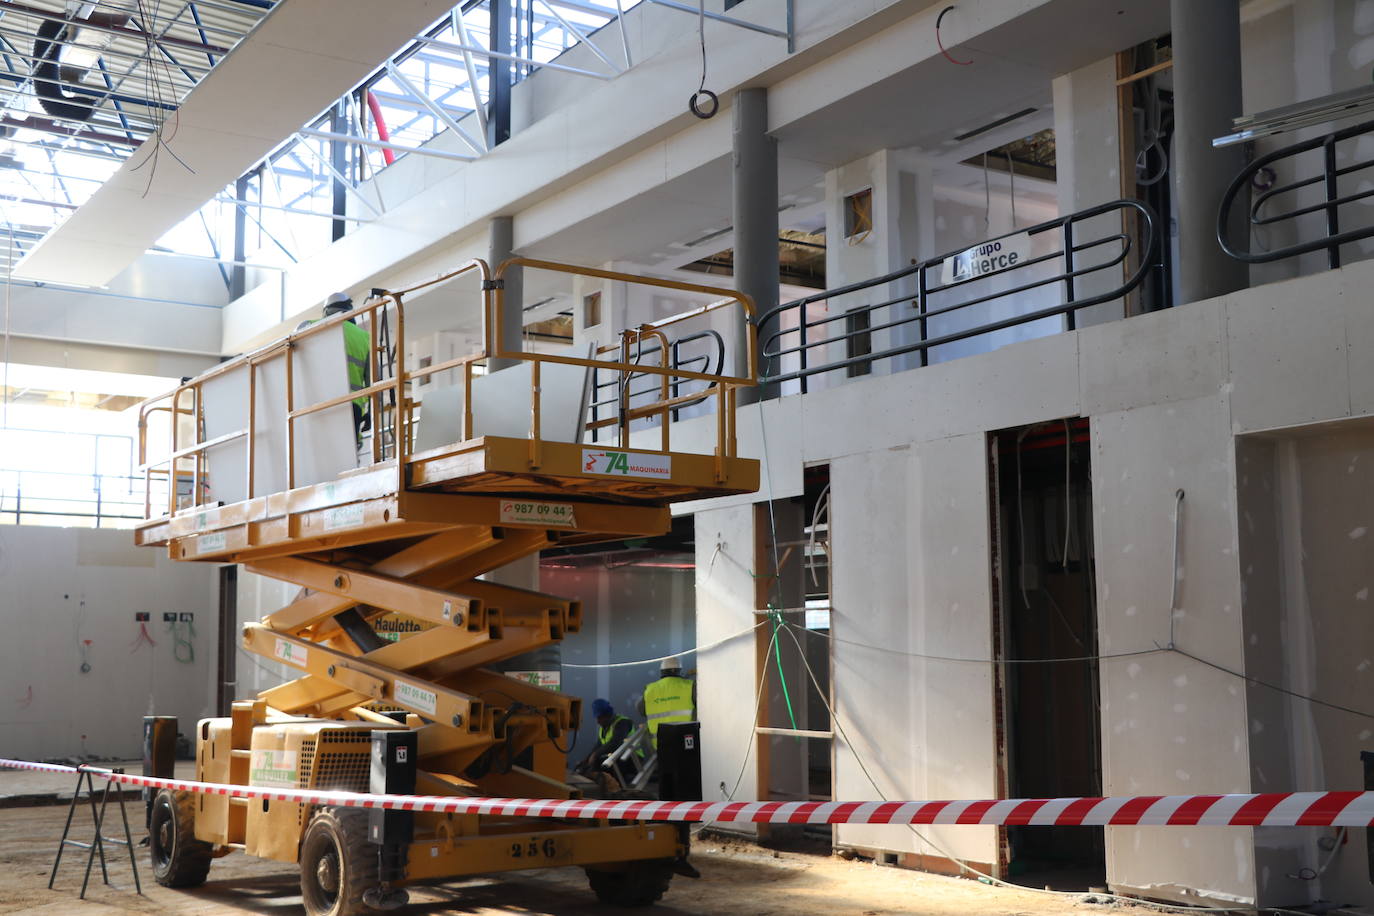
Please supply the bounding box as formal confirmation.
[0,114,137,146]
[640,0,790,40]
[384,60,484,154]
[12,137,125,161]
[0,25,213,73]
[534,0,622,74]
[0,69,173,116]
[213,194,371,221]
[415,35,614,79]
[83,0,249,41]
[0,192,76,209]
[0,0,232,54]
[366,88,474,116]
[297,126,477,162]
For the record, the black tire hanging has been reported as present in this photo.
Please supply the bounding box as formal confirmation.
[32,18,97,122]
[148,789,213,888]
[299,807,380,916]
[585,858,674,907]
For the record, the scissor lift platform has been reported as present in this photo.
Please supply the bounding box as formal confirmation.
[134,259,760,915]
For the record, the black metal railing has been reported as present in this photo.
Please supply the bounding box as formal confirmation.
[587,329,725,442]
[1219,118,1374,268]
[756,199,1157,394]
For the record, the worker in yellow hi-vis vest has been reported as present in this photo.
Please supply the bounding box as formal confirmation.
[642,656,695,749]
[299,292,370,443]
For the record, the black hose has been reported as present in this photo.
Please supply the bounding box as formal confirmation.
[32,18,97,122]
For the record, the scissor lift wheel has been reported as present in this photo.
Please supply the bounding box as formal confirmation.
[300,808,381,916]
[149,789,212,888]
[585,858,675,907]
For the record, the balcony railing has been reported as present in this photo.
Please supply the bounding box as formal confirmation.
[1218,118,1374,269]
[756,199,1158,395]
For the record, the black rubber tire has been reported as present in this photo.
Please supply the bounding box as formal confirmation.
[149,789,213,888]
[299,807,379,916]
[586,859,674,907]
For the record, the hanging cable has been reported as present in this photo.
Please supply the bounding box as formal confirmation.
[794,624,1160,666]
[688,0,718,118]
[563,621,764,669]
[982,151,991,231]
[807,482,831,589]
[130,621,157,652]
[168,619,195,664]
[1015,426,1030,608]
[1167,487,1184,649]
[1061,417,1071,568]
[934,6,974,66]
[777,621,1295,916]
[723,624,779,802]
[1006,150,1018,229]
[129,0,195,196]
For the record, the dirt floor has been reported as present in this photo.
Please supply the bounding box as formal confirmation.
[0,801,1139,916]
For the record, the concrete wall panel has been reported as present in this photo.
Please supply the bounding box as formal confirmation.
[1078,299,1228,416]
[1226,270,1351,432]
[694,503,763,824]
[1091,394,1254,903]
[831,436,997,864]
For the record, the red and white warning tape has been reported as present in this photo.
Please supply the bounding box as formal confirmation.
[4,758,1372,827]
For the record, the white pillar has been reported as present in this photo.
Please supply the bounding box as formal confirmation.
[1052,56,1125,328]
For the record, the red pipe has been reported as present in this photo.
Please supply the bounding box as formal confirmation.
[365,90,396,166]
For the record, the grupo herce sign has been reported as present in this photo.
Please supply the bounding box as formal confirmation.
[942,232,1032,286]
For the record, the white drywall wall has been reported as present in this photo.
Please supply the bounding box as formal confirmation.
[0,527,218,761]
[829,436,998,864]
[684,251,1374,902]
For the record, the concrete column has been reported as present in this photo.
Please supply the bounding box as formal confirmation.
[487,215,522,371]
[1170,0,1248,303]
[732,88,777,396]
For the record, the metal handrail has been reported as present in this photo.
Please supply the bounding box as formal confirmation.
[137,260,492,520]
[491,258,756,467]
[587,329,723,442]
[756,199,1157,393]
[1218,118,1374,268]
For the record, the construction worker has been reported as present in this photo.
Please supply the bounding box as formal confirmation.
[299,292,370,442]
[577,699,633,775]
[642,656,695,749]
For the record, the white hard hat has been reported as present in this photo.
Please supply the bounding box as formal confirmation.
[323,291,352,315]
[660,656,683,673]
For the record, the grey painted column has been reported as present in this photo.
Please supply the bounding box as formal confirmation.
[487,215,522,371]
[732,88,777,400]
[1170,0,1248,303]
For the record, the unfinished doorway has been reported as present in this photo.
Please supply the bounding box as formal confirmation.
[990,419,1103,887]
[752,465,834,844]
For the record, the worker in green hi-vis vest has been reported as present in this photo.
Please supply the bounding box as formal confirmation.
[641,657,696,749]
[299,292,370,444]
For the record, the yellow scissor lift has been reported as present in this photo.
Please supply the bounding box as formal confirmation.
[134,259,759,915]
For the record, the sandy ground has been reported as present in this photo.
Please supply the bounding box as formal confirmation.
[0,800,1135,916]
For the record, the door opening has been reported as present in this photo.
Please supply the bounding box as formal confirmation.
[990,419,1103,888]
[752,464,834,846]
